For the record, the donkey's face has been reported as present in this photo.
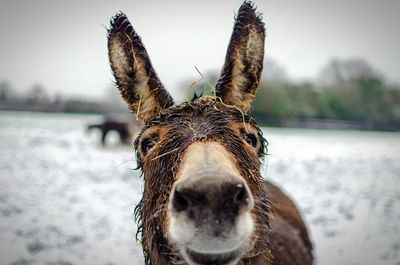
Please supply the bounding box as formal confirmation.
[108,2,268,265]
[134,99,268,264]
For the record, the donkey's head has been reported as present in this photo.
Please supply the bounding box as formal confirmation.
[108,2,270,265]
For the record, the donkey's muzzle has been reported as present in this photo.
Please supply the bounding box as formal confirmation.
[171,178,252,219]
[168,142,255,256]
[171,177,253,229]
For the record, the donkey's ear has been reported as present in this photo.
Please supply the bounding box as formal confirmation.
[215,1,265,112]
[108,13,174,123]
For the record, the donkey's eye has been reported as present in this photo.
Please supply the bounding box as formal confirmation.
[244,133,257,147]
[141,138,157,155]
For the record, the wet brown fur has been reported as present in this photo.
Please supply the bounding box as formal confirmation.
[265,182,314,264]
[107,1,313,264]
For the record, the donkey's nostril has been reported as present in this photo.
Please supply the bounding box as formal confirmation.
[172,188,190,212]
[172,184,209,213]
[233,183,250,207]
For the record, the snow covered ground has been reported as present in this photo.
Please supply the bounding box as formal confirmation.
[0,111,399,265]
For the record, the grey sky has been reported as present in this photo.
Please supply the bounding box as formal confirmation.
[0,0,399,101]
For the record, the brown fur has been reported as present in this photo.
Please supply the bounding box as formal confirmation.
[265,181,314,264]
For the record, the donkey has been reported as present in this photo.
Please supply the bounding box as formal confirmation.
[107,1,313,265]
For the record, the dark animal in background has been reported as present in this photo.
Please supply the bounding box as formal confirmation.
[86,114,140,146]
[87,119,130,145]
[107,1,313,264]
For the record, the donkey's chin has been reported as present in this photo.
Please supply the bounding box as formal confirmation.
[169,212,254,265]
[183,247,243,265]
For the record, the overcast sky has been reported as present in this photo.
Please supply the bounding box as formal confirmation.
[0,0,399,101]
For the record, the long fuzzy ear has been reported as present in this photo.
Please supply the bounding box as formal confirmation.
[108,13,174,123]
[215,1,265,112]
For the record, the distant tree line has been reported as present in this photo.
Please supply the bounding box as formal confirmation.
[1,57,399,131]
[0,82,128,114]
[252,58,400,130]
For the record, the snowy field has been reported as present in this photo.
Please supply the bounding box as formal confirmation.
[0,111,399,265]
